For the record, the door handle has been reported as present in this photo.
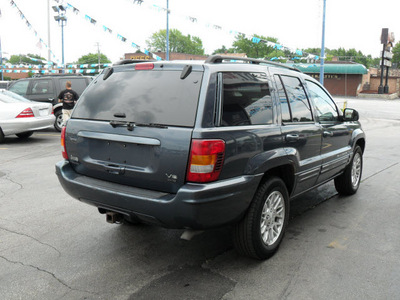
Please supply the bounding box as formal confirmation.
[285,134,299,142]
[323,131,333,137]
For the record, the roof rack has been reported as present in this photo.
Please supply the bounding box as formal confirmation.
[32,73,84,78]
[205,55,301,72]
[113,59,156,66]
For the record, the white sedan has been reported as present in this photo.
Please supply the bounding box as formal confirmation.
[0,89,55,143]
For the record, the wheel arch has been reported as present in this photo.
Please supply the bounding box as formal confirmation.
[355,137,366,154]
[259,163,296,197]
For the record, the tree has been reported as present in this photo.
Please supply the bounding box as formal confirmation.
[231,34,285,59]
[212,45,235,55]
[146,29,204,55]
[9,53,46,65]
[76,53,111,64]
[392,42,400,66]
[326,48,374,68]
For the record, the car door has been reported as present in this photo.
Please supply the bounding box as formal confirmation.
[26,79,56,103]
[275,74,322,195]
[305,80,352,183]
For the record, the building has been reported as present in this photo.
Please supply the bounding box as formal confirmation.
[286,62,368,97]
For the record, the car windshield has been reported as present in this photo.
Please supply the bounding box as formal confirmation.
[0,89,32,103]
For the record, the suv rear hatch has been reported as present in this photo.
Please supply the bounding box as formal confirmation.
[65,62,204,194]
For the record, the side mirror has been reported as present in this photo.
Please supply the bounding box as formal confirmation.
[343,108,359,121]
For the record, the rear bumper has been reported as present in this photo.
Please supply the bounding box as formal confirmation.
[1,115,55,135]
[55,160,262,229]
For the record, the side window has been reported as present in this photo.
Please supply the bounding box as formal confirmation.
[31,80,54,95]
[221,72,273,126]
[306,80,338,122]
[9,80,29,96]
[280,75,313,122]
[274,75,291,122]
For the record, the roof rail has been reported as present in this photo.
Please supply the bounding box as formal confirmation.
[32,73,84,78]
[205,55,301,72]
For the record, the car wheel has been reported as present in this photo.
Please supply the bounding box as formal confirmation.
[54,110,63,132]
[16,131,34,139]
[334,146,363,196]
[233,177,289,260]
[0,127,5,143]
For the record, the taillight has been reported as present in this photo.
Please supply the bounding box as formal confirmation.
[16,108,34,118]
[61,127,68,159]
[186,139,225,183]
[135,63,154,70]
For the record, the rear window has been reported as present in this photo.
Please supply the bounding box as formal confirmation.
[73,69,203,127]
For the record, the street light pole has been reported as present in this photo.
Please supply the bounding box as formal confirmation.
[0,36,3,81]
[319,0,326,85]
[47,0,51,64]
[0,9,3,81]
[53,5,67,73]
[166,0,169,61]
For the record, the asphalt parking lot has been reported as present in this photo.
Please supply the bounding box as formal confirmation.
[0,98,399,299]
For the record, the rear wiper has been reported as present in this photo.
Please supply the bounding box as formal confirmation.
[109,120,167,131]
[109,120,135,131]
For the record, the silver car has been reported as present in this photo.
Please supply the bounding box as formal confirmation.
[0,89,55,142]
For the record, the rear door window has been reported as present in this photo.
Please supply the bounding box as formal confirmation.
[220,72,273,126]
[279,75,313,122]
[73,69,203,127]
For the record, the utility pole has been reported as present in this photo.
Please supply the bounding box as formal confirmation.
[95,42,101,73]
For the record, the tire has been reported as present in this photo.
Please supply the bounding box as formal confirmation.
[334,146,363,195]
[0,127,5,143]
[54,109,63,132]
[16,131,34,139]
[233,177,289,260]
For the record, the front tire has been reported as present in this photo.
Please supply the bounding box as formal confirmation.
[334,146,363,195]
[233,177,289,260]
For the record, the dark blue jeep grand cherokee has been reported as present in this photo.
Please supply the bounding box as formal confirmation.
[56,56,365,259]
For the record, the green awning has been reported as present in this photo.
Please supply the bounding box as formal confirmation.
[286,63,368,74]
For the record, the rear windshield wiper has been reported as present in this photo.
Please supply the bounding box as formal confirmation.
[109,120,167,131]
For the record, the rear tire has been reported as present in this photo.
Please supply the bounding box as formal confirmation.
[233,177,289,260]
[334,146,363,195]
